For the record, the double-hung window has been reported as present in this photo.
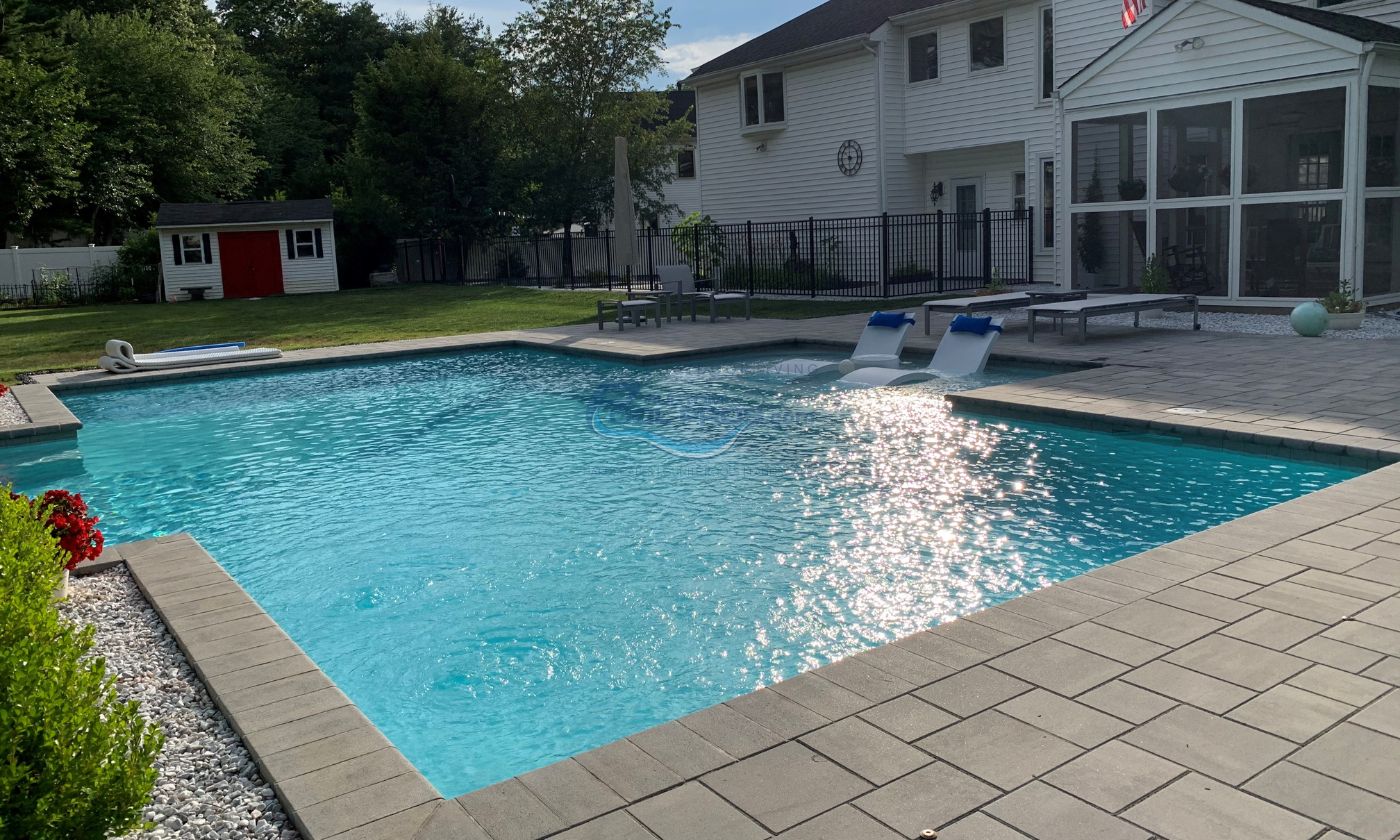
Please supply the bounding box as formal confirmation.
[677,149,696,179]
[742,71,785,127]
[180,234,205,264]
[970,17,1005,71]
[908,31,938,83]
[293,229,317,258]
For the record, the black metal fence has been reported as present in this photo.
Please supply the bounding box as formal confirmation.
[397,209,1035,298]
[0,266,158,307]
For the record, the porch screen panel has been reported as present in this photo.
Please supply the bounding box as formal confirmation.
[1158,103,1231,199]
[1368,86,1400,188]
[1364,198,1400,296]
[1072,114,1147,203]
[1241,201,1342,298]
[1243,88,1346,194]
[1156,207,1229,296]
[1071,209,1145,290]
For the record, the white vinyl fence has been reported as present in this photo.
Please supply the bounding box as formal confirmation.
[3,245,122,303]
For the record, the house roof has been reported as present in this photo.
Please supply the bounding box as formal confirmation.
[157,199,333,228]
[1233,0,1400,45]
[688,0,953,79]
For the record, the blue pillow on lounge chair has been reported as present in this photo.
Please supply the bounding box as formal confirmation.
[868,311,915,329]
[950,315,1003,336]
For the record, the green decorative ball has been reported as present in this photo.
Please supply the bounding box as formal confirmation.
[1291,301,1329,337]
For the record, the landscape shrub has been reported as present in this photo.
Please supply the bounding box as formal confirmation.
[0,490,162,840]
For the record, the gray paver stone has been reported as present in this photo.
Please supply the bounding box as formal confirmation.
[1122,706,1294,785]
[1292,723,1400,800]
[702,742,871,833]
[914,665,1031,718]
[1121,661,1253,714]
[554,811,656,840]
[1163,634,1310,692]
[1123,773,1322,840]
[771,805,903,840]
[799,717,931,785]
[517,758,625,826]
[1077,681,1177,724]
[628,782,768,840]
[852,762,997,836]
[1246,761,1400,840]
[916,710,1082,790]
[456,778,568,840]
[986,781,1150,840]
[1225,684,1354,742]
[574,739,682,803]
[988,638,1130,696]
[1043,740,1185,812]
[996,689,1131,748]
[858,695,958,742]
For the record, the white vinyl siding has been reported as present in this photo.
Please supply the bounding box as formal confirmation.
[280,223,339,294]
[694,50,882,221]
[161,232,223,301]
[1066,3,1359,110]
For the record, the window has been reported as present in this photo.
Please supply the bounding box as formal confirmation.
[1013,171,1027,213]
[909,31,938,83]
[1040,159,1055,249]
[969,17,1004,71]
[1243,87,1345,193]
[1072,113,1147,202]
[677,148,696,179]
[1157,206,1230,296]
[180,234,204,265]
[1158,103,1231,198]
[1039,8,1054,101]
[1072,209,1146,289]
[1367,86,1400,187]
[742,72,785,127]
[1364,197,1400,296]
[292,229,317,258]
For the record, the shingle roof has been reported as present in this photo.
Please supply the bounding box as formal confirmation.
[688,0,954,78]
[1235,0,1400,44]
[157,199,333,228]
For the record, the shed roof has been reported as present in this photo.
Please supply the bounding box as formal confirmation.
[687,0,954,79]
[157,199,333,228]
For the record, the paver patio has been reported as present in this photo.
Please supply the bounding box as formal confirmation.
[47,313,1400,838]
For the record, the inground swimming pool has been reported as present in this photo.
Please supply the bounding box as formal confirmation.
[0,349,1365,796]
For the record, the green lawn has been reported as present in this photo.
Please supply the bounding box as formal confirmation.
[1,284,935,382]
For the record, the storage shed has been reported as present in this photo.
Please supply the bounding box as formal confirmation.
[156,199,338,301]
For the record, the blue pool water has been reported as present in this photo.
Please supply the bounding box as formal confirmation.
[0,349,1363,796]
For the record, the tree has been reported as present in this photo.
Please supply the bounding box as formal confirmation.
[0,52,88,240]
[500,0,691,233]
[58,12,261,241]
[347,33,508,239]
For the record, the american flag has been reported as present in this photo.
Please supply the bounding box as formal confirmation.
[1123,0,1145,27]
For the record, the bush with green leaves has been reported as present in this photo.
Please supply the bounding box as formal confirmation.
[0,490,163,840]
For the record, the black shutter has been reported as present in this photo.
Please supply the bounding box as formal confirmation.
[285,229,296,260]
[313,228,323,258]
[201,233,212,265]
[171,235,183,266]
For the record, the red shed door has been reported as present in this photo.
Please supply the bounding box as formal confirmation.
[218,231,285,298]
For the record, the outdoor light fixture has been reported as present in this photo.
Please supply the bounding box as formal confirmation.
[1174,37,1205,53]
[929,181,945,206]
[756,142,768,152]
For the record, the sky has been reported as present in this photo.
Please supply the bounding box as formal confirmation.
[392,1,820,81]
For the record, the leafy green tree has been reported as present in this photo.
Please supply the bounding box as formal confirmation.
[0,52,88,240]
[500,0,690,233]
[59,12,261,241]
[347,33,508,239]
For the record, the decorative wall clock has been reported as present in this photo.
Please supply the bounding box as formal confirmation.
[837,140,863,176]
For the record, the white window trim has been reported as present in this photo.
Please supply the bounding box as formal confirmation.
[739,70,787,132]
[1062,76,1360,300]
[1038,157,1056,253]
[1037,5,1054,104]
[293,228,318,259]
[968,16,1007,74]
[180,234,205,265]
[907,27,940,86]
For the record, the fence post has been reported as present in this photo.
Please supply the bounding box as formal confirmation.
[746,221,755,296]
[981,207,993,284]
[564,226,574,289]
[808,217,817,298]
[935,211,945,294]
[647,227,656,286]
[604,229,613,291]
[880,212,891,299]
[1026,205,1035,283]
[533,234,542,287]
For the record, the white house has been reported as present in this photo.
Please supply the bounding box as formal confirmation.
[682,0,1400,306]
[658,90,702,226]
[156,199,338,302]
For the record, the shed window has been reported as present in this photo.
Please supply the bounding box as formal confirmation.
[969,17,1004,71]
[909,31,938,83]
[294,229,317,258]
[180,235,205,264]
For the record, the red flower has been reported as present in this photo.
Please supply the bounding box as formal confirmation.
[24,489,104,571]
[0,383,9,398]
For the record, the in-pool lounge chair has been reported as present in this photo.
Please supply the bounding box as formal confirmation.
[1026,294,1200,343]
[655,265,752,322]
[842,316,1005,387]
[98,340,281,374]
[775,311,916,377]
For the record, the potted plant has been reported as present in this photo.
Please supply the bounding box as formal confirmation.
[1139,253,1170,318]
[1318,279,1365,330]
[1118,178,1147,201]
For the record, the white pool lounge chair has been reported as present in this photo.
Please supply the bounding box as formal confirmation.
[775,311,916,377]
[842,316,1006,387]
[1026,294,1200,343]
[98,340,281,374]
[656,265,751,322]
